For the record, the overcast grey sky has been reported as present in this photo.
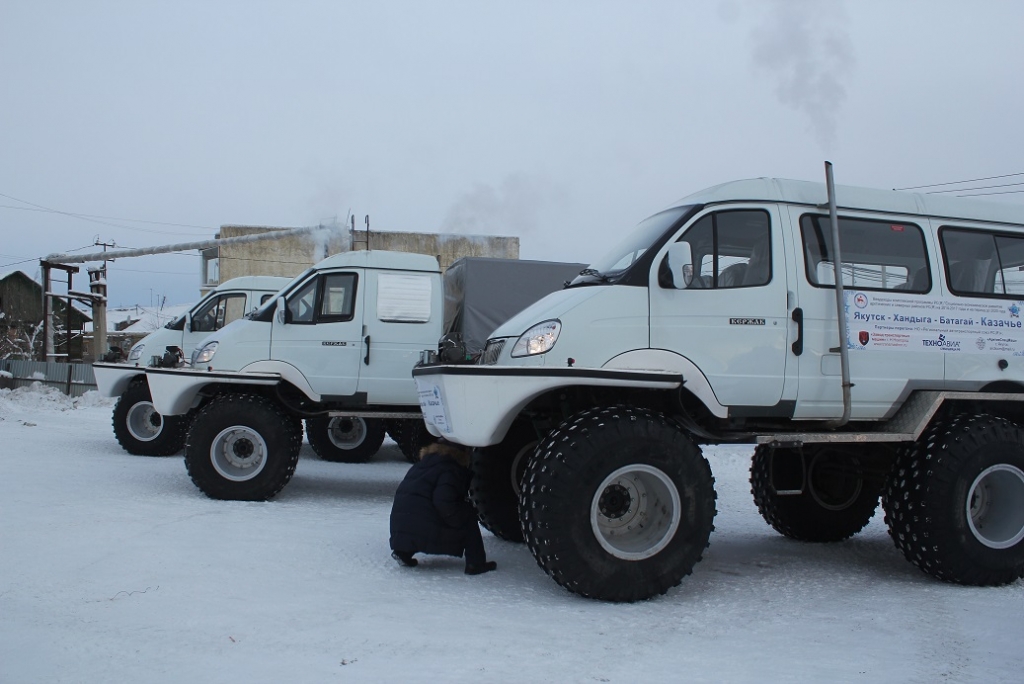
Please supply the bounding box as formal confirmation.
[3,0,1023,308]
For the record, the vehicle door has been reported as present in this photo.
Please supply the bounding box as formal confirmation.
[938,223,1024,386]
[270,270,364,398]
[184,291,248,358]
[649,205,792,410]
[790,207,943,419]
[358,269,440,404]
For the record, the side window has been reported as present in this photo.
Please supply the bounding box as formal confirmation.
[287,278,318,323]
[660,210,771,289]
[221,294,247,327]
[320,273,357,321]
[941,227,1024,297]
[801,215,929,292]
[377,273,432,323]
[191,295,232,333]
[260,294,273,306]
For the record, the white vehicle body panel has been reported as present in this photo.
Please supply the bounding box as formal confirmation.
[415,367,682,446]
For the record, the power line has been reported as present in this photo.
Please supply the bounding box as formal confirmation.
[926,181,1024,195]
[0,191,214,236]
[894,173,1024,192]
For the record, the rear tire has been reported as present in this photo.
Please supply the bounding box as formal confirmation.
[305,416,384,463]
[185,394,302,500]
[392,419,437,463]
[750,444,881,542]
[882,413,1024,586]
[520,406,716,602]
[470,421,537,543]
[111,379,188,456]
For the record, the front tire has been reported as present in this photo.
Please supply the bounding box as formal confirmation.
[185,394,303,500]
[305,416,385,463]
[882,413,1024,586]
[470,421,538,543]
[520,406,716,602]
[750,444,881,542]
[111,379,188,456]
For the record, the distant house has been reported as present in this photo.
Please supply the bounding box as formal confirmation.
[0,269,91,360]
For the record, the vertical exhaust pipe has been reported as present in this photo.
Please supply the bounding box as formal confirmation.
[824,161,852,427]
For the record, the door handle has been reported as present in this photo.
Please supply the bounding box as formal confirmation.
[364,335,371,365]
[791,308,803,356]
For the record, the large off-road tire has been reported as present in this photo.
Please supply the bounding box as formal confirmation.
[520,406,716,602]
[185,394,303,500]
[882,413,1024,586]
[111,379,188,456]
[470,421,538,543]
[750,444,881,542]
[392,419,438,463]
[305,416,385,464]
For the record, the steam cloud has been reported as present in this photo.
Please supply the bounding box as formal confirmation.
[441,174,564,236]
[748,0,855,150]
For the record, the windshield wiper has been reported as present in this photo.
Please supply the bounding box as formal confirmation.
[566,268,612,287]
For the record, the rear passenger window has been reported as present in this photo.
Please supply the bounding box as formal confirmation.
[800,215,929,292]
[940,227,1024,297]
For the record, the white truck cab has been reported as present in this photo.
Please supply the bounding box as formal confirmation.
[93,276,290,456]
[414,174,1024,602]
[100,250,585,502]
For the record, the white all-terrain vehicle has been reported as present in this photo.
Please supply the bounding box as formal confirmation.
[96,276,290,456]
[95,251,583,500]
[415,169,1024,602]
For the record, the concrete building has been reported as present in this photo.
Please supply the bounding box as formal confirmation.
[201,225,519,291]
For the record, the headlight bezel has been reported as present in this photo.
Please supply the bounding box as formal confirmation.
[511,320,561,358]
[193,341,219,365]
[127,344,145,362]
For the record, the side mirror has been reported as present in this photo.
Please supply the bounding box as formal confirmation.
[666,242,694,289]
[275,296,288,325]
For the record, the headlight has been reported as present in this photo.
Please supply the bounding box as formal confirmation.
[127,344,144,361]
[193,341,219,364]
[511,320,561,357]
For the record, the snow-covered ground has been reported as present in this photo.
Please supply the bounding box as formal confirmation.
[1,384,1021,683]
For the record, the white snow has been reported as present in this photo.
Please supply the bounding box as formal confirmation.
[1,384,1021,682]
[86,303,194,334]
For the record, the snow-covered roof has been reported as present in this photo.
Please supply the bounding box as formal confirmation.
[0,268,37,283]
[83,302,194,333]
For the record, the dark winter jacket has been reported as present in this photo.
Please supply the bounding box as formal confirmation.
[389,442,477,557]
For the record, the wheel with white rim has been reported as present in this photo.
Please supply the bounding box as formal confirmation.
[185,393,303,500]
[305,416,385,463]
[520,405,716,602]
[750,444,881,542]
[882,413,1024,586]
[470,421,537,543]
[111,378,188,456]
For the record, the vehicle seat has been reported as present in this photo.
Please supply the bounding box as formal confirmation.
[718,262,747,288]
[949,260,989,293]
[895,267,929,292]
[742,243,770,286]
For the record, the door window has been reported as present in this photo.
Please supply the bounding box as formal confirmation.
[660,210,771,289]
[940,227,1024,297]
[800,215,929,292]
[192,293,247,332]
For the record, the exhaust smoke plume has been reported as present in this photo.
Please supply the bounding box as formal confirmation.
[748,0,855,150]
[441,174,564,237]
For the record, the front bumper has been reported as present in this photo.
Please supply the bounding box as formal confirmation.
[145,367,281,416]
[92,362,147,398]
[412,364,682,447]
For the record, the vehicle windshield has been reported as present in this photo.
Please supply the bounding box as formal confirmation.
[569,206,693,286]
[250,268,314,318]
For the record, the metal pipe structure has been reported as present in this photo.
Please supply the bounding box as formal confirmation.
[823,161,853,428]
[44,223,335,264]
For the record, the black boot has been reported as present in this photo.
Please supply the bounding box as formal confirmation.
[392,550,418,567]
[464,561,497,575]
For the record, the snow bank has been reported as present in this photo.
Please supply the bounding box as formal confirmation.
[0,383,114,420]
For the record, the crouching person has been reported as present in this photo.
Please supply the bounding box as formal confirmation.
[389,439,497,575]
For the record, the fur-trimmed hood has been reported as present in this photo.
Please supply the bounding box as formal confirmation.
[418,440,472,468]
